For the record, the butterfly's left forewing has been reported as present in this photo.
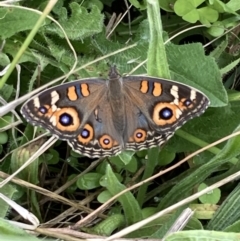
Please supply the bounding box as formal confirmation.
[21,78,107,139]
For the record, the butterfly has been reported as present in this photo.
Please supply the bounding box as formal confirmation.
[21,66,210,158]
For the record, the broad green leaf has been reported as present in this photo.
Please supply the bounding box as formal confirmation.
[212,124,240,161]
[224,219,240,232]
[210,0,237,14]
[117,151,135,165]
[50,0,64,14]
[206,161,240,185]
[129,0,147,10]
[207,183,240,230]
[182,9,199,23]
[167,43,227,107]
[220,57,240,76]
[137,147,160,207]
[105,165,143,225]
[46,149,59,165]
[66,174,78,194]
[109,153,138,173]
[65,156,79,168]
[0,132,8,144]
[0,115,12,128]
[198,183,221,204]
[109,156,127,172]
[210,39,228,59]
[142,207,158,218]
[158,149,175,166]
[165,230,240,241]
[168,100,240,153]
[97,190,113,203]
[159,0,175,12]
[0,53,10,66]
[127,212,203,238]
[0,218,40,241]
[0,180,17,218]
[3,40,40,64]
[100,173,123,186]
[77,172,103,190]
[43,3,104,40]
[125,156,138,173]
[147,0,170,78]
[0,84,13,101]
[222,16,240,29]
[82,0,104,11]
[96,160,108,175]
[70,150,83,158]
[207,21,225,37]
[174,0,205,15]
[150,208,185,238]
[90,214,125,235]
[226,0,240,11]
[198,7,219,25]
[43,36,75,72]
[0,8,43,38]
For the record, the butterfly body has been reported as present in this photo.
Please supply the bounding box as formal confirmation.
[21,66,210,158]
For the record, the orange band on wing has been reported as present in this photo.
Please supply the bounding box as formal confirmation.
[140,80,149,94]
[81,83,90,97]
[153,82,162,97]
[67,86,78,101]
